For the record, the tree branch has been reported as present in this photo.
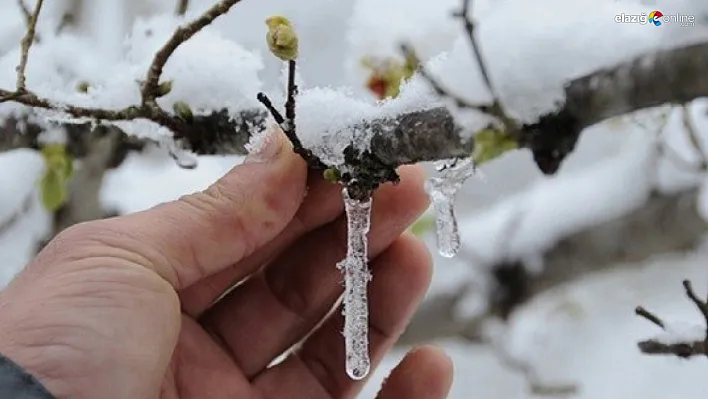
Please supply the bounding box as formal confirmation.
[401,187,708,344]
[2,23,708,181]
[15,0,43,92]
[142,0,244,105]
[636,279,708,358]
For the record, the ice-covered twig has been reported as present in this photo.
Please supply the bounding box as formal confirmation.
[257,60,327,171]
[425,158,476,257]
[337,188,373,380]
[636,279,708,358]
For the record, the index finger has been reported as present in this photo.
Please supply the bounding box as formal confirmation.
[45,128,307,289]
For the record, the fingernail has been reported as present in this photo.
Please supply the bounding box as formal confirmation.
[245,125,283,163]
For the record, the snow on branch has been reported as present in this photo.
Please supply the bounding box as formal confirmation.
[3,39,708,180]
[636,280,708,358]
[0,0,247,153]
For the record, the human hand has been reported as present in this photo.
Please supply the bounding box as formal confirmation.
[0,127,453,399]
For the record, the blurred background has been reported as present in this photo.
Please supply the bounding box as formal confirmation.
[3,0,708,397]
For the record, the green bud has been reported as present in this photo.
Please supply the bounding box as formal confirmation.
[156,80,173,97]
[323,167,341,183]
[76,81,90,93]
[408,214,435,236]
[472,128,518,165]
[173,101,193,121]
[38,143,74,211]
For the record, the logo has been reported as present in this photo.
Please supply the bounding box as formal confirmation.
[649,10,663,25]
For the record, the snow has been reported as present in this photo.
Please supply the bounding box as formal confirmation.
[457,120,658,269]
[295,77,441,165]
[651,320,705,345]
[2,0,708,397]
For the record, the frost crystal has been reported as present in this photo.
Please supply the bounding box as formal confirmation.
[336,188,372,380]
[425,158,476,257]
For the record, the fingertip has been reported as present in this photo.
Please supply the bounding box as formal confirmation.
[395,165,430,205]
[410,345,454,387]
[377,345,454,399]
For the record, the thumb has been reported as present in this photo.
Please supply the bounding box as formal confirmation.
[376,346,454,399]
[48,126,308,289]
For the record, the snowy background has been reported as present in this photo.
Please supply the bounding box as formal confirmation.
[3,0,708,397]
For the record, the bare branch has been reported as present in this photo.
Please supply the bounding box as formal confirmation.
[455,0,496,102]
[401,44,495,116]
[17,0,31,23]
[638,340,706,358]
[635,306,665,329]
[683,279,708,337]
[402,187,708,345]
[636,279,708,358]
[16,0,44,92]
[142,0,244,105]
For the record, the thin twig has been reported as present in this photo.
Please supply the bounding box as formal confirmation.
[401,0,518,133]
[1,0,247,141]
[285,60,298,128]
[452,0,516,130]
[0,89,180,131]
[402,44,495,115]
[17,0,31,23]
[635,306,665,329]
[637,279,708,358]
[256,92,285,124]
[142,0,244,105]
[256,91,326,170]
[176,0,190,16]
[683,279,708,338]
[454,0,495,100]
[16,0,44,92]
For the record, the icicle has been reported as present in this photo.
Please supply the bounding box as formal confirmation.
[158,136,198,169]
[425,158,476,258]
[336,188,372,380]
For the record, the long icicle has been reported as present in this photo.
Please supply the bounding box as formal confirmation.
[337,188,372,380]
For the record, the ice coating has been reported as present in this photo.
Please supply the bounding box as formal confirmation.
[425,158,476,257]
[336,188,373,380]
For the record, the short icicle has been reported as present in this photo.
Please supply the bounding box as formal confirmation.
[425,158,476,258]
[337,188,373,380]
